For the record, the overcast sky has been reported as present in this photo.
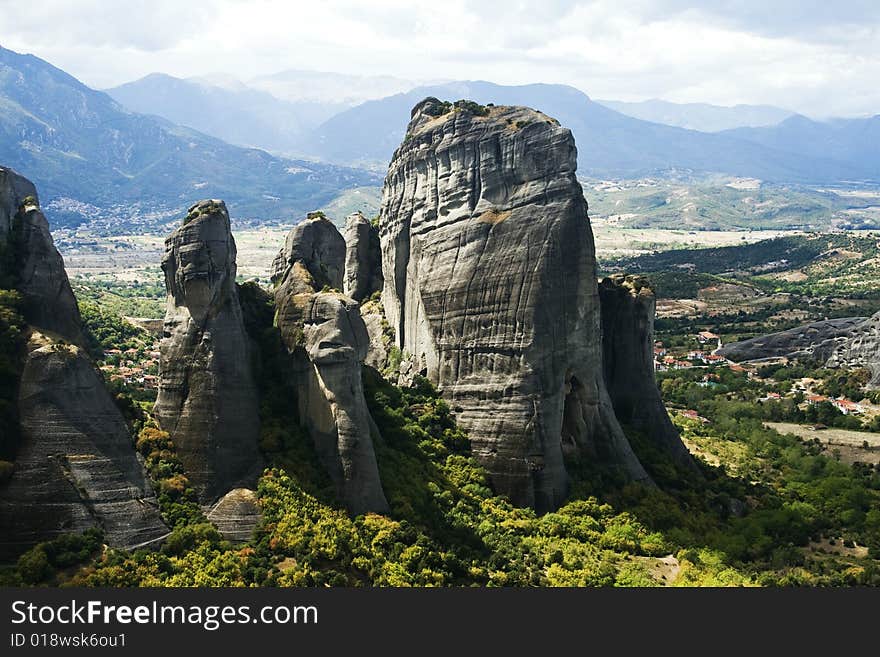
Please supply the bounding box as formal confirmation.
[0,0,877,117]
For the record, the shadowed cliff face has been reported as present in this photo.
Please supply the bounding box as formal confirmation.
[599,275,694,469]
[154,200,262,503]
[0,336,168,557]
[343,211,383,302]
[378,98,649,512]
[0,167,167,558]
[0,167,82,344]
[272,213,388,515]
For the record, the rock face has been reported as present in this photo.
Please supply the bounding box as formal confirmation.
[154,200,262,503]
[0,335,168,558]
[0,166,82,343]
[0,167,166,558]
[272,213,388,515]
[206,488,261,543]
[826,314,880,386]
[378,98,650,511]
[599,276,693,468]
[343,211,383,302]
[718,317,867,363]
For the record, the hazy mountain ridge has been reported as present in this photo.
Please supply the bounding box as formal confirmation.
[0,47,379,229]
[106,73,346,156]
[304,81,875,183]
[596,98,794,132]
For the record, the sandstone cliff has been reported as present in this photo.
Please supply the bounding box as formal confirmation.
[343,211,383,302]
[718,317,866,363]
[826,313,880,386]
[154,200,262,503]
[378,98,651,511]
[0,335,168,557]
[0,166,82,343]
[272,213,388,514]
[599,275,693,468]
[0,167,167,558]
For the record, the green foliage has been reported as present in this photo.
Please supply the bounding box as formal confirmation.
[14,528,104,585]
[78,298,150,356]
[135,425,205,528]
[453,100,490,117]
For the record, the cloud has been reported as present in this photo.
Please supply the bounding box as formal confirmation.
[0,0,220,51]
[0,0,877,117]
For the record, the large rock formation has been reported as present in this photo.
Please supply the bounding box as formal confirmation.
[599,275,694,468]
[0,334,168,557]
[0,167,82,343]
[343,211,383,302]
[718,317,866,363]
[826,314,880,386]
[272,212,388,515]
[0,167,167,558]
[378,98,655,511]
[154,200,262,503]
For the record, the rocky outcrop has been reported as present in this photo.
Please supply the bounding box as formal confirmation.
[206,488,261,543]
[154,200,262,504]
[378,98,650,511]
[343,211,382,302]
[272,213,388,515]
[718,317,866,363]
[826,313,880,386]
[599,275,693,469]
[0,334,168,558]
[0,168,166,558]
[0,166,82,343]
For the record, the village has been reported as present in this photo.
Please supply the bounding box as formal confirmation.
[654,329,871,425]
[99,343,160,394]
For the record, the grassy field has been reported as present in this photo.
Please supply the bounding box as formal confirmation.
[764,422,880,465]
[584,177,880,231]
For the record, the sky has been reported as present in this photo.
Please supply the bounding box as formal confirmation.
[0,0,877,117]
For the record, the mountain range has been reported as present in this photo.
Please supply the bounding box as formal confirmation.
[107,72,880,184]
[596,98,794,132]
[0,46,379,229]
[1,45,879,233]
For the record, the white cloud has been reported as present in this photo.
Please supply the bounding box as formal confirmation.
[0,0,877,117]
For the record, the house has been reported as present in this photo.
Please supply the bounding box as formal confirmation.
[673,360,692,369]
[697,331,720,344]
[832,399,863,415]
[679,409,710,423]
[806,395,829,405]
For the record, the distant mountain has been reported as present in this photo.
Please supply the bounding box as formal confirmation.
[723,115,880,180]
[106,73,344,156]
[247,69,417,106]
[305,81,870,183]
[596,98,793,132]
[0,47,379,229]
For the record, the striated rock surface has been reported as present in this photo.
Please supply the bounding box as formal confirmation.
[0,166,82,343]
[599,275,693,469]
[206,488,261,543]
[0,168,167,558]
[378,98,649,511]
[718,317,866,363]
[154,200,262,503]
[826,313,880,386]
[343,211,383,302]
[0,335,168,558]
[272,213,388,514]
